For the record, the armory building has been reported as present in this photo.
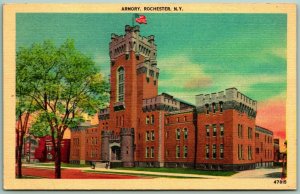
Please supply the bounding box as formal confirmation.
[69,25,274,171]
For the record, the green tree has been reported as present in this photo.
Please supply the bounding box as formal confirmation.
[15,96,36,178]
[16,39,109,178]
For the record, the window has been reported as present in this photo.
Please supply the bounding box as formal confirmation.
[151,130,155,141]
[238,144,240,160]
[206,125,210,137]
[145,147,149,158]
[176,117,179,122]
[220,124,224,136]
[238,124,243,138]
[212,103,216,113]
[166,118,169,124]
[213,124,217,136]
[151,115,154,124]
[184,146,188,158]
[219,102,223,112]
[220,144,224,159]
[248,146,252,160]
[183,128,188,140]
[166,131,169,139]
[205,104,209,114]
[255,133,259,138]
[256,148,259,154]
[238,144,243,160]
[154,80,156,85]
[146,131,150,141]
[46,145,52,151]
[117,67,124,102]
[146,116,150,124]
[151,147,154,158]
[248,127,252,139]
[241,145,243,159]
[205,144,209,159]
[176,146,180,158]
[212,144,216,159]
[184,116,187,121]
[176,129,180,140]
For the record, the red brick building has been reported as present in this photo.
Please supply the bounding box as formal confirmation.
[255,126,274,167]
[23,135,70,163]
[70,25,276,170]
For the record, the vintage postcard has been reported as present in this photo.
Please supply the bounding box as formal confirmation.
[3,3,297,190]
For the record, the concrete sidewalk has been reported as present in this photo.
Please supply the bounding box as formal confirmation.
[23,164,222,179]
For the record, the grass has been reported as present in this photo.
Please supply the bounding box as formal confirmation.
[114,167,237,176]
[18,175,44,179]
[34,162,90,168]
[83,170,203,179]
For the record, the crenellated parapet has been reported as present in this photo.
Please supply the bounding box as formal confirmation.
[120,128,134,137]
[99,107,110,120]
[136,60,159,80]
[142,93,180,112]
[195,88,257,118]
[109,25,157,64]
[101,130,112,138]
[255,126,273,135]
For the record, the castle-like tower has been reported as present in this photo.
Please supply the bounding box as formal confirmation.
[99,25,159,166]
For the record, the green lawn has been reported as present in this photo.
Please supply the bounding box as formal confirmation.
[114,167,237,176]
[35,162,90,168]
[84,170,203,179]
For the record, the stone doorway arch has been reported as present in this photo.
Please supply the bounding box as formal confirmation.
[109,142,121,161]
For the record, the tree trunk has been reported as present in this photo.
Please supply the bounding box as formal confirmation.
[16,132,24,178]
[54,139,62,179]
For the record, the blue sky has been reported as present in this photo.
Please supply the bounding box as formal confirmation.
[16,13,287,103]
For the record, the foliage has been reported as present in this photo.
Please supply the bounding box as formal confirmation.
[16,39,109,178]
[17,39,109,136]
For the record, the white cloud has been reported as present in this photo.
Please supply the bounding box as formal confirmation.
[158,54,212,89]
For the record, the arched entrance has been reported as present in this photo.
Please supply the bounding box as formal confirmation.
[109,142,121,161]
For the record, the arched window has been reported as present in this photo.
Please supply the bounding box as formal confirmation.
[183,128,188,139]
[176,129,180,140]
[219,101,223,112]
[117,67,124,102]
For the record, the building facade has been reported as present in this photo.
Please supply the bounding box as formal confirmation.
[255,126,274,167]
[22,135,70,163]
[70,25,276,170]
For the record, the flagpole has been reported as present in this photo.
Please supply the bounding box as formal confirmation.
[132,14,134,27]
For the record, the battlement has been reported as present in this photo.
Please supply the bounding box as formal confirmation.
[99,107,110,120]
[142,94,180,112]
[109,25,157,62]
[99,107,110,115]
[255,126,273,135]
[136,60,159,79]
[101,130,112,137]
[120,128,134,136]
[196,87,257,111]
